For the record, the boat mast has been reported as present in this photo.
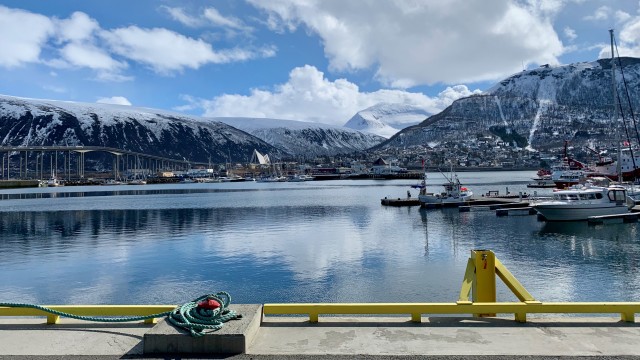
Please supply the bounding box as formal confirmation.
[610,29,623,181]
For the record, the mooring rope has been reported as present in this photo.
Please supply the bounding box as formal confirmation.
[0,291,241,337]
[166,292,242,337]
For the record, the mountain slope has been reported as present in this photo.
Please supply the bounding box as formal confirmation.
[344,102,430,138]
[0,95,283,164]
[377,58,640,151]
[215,117,385,157]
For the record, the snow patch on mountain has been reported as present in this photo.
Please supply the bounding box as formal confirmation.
[344,103,429,138]
[215,117,385,157]
[378,58,640,151]
[0,94,282,163]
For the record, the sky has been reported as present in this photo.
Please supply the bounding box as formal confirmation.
[0,0,639,127]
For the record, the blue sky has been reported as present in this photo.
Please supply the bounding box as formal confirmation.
[0,0,639,126]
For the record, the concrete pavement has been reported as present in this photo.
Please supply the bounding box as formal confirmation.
[1,316,639,358]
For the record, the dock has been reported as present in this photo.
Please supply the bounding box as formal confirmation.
[380,196,420,206]
[2,315,640,357]
[496,207,538,216]
[588,212,640,225]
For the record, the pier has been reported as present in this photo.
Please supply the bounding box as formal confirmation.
[380,196,420,206]
[1,250,638,357]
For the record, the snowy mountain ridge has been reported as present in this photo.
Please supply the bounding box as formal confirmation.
[344,102,429,138]
[216,117,385,157]
[377,57,640,152]
[0,94,283,164]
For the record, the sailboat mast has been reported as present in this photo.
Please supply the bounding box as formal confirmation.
[610,29,622,181]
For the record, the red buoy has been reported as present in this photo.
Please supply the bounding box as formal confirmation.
[197,299,221,310]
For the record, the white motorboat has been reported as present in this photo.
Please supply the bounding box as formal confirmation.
[532,183,629,221]
[47,177,63,187]
[418,166,473,207]
[527,175,556,188]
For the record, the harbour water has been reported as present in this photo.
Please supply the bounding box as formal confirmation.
[0,170,638,309]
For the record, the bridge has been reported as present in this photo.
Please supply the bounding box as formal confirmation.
[0,146,210,181]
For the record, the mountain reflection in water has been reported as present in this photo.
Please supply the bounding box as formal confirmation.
[0,174,638,308]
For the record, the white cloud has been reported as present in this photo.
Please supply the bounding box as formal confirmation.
[0,5,54,67]
[180,65,479,125]
[161,5,251,32]
[101,26,267,74]
[160,6,204,27]
[584,5,610,21]
[248,0,564,87]
[96,96,132,106]
[56,11,99,42]
[0,5,270,79]
[563,26,577,41]
[202,8,247,30]
[616,10,632,23]
[60,42,126,71]
[598,15,640,58]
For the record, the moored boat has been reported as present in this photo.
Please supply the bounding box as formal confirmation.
[532,183,629,221]
[527,175,555,188]
[418,165,473,207]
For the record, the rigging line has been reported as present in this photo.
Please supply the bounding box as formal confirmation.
[614,35,640,147]
[613,33,639,176]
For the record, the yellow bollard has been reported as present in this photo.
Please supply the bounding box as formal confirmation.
[472,250,496,317]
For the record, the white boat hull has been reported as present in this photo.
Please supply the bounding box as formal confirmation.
[418,192,473,205]
[534,202,628,221]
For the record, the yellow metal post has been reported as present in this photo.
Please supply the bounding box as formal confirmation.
[411,313,421,323]
[472,250,496,317]
[457,258,475,304]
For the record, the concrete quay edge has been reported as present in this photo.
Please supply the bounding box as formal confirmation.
[0,305,639,357]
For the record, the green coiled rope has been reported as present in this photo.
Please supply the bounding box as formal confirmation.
[167,292,242,337]
[0,291,241,337]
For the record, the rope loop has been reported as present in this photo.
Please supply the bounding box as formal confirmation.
[167,292,242,337]
[0,291,241,337]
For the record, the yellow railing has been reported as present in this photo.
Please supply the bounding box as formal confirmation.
[263,250,639,323]
[262,301,638,323]
[0,305,176,324]
[2,250,638,325]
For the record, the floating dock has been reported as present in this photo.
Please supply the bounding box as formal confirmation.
[588,212,640,225]
[380,197,420,206]
[496,207,538,216]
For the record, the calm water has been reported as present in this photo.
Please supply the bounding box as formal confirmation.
[1,170,638,307]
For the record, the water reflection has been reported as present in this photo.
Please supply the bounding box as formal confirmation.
[0,176,638,306]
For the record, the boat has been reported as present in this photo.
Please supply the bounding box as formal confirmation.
[550,142,592,188]
[527,174,555,188]
[127,178,147,185]
[102,179,124,185]
[288,174,314,182]
[47,177,63,187]
[417,165,473,207]
[532,182,629,221]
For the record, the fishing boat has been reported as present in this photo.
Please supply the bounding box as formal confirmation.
[532,182,629,221]
[550,142,592,188]
[527,174,555,188]
[418,165,473,208]
[47,177,63,187]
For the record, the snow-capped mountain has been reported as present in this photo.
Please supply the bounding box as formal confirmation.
[377,58,640,151]
[0,95,283,164]
[215,117,385,157]
[344,102,430,138]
